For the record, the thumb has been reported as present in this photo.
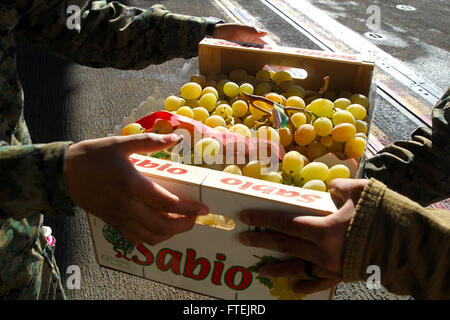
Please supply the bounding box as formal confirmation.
[117,133,182,155]
[328,178,368,208]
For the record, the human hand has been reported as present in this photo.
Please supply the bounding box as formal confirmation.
[65,133,209,245]
[213,23,268,44]
[239,178,369,295]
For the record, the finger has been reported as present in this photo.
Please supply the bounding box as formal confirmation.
[292,279,340,295]
[328,178,368,205]
[258,260,340,280]
[240,210,326,244]
[116,133,182,155]
[120,219,174,246]
[132,173,209,217]
[240,231,325,266]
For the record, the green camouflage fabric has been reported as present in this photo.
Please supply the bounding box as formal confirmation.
[364,88,450,207]
[0,0,207,299]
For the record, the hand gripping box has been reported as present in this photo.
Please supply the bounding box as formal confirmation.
[88,154,337,300]
[88,38,376,300]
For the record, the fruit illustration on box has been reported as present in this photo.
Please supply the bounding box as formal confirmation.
[122,67,371,195]
[248,256,307,300]
[103,224,135,261]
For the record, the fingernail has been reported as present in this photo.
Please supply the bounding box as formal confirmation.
[239,213,249,224]
[239,233,251,245]
[198,206,209,215]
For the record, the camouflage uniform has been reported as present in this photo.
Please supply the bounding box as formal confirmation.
[0,0,207,299]
[341,89,449,299]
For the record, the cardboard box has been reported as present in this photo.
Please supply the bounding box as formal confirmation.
[88,38,375,300]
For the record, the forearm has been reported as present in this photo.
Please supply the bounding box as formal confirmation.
[0,142,75,219]
[342,178,450,299]
[15,1,207,69]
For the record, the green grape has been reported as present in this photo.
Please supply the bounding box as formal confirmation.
[257,126,280,143]
[303,179,327,192]
[239,83,254,96]
[254,82,272,96]
[223,164,242,175]
[332,123,356,143]
[339,90,353,100]
[326,164,350,186]
[202,86,219,99]
[262,171,283,184]
[290,112,307,129]
[229,69,248,82]
[320,135,333,147]
[256,69,271,82]
[180,82,202,100]
[190,74,207,88]
[279,80,296,92]
[272,70,292,85]
[323,91,337,101]
[214,126,228,133]
[215,104,233,119]
[346,104,367,120]
[242,160,267,179]
[355,120,369,134]
[164,95,184,112]
[350,94,370,109]
[313,117,333,136]
[183,99,199,108]
[176,106,194,118]
[333,98,351,109]
[249,100,272,120]
[194,138,221,164]
[332,110,356,126]
[294,124,316,146]
[205,115,226,128]
[122,123,144,135]
[231,100,248,117]
[355,132,367,139]
[223,81,240,98]
[243,114,258,128]
[344,137,366,159]
[306,98,334,117]
[286,96,306,109]
[286,85,306,99]
[198,93,218,112]
[192,107,210,123]
[282,151,304,176]
[306,142,327,160]
[229,124,251,137]
[278,127,294,147]
[299,162,329,183]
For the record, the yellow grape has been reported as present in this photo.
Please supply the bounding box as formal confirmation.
[290,112,307,129]
[176,106,195,118]
[256,70,272,82]
[229,124,251,137]
[257,126,280,143]
[355,120,369,134]
[332,123,356,142]
[223,81,240,98]
[229,69,248,82]
[326,164,350,186]
[286,85,306,99]
[183,99,199,108]
[239,83,254,96]
[306,142,327,160]
[265,92,284,105]
[306,98,334,117]
[278,127,294,147]
[214,126,228,133]
[164,95,184,112]
[194,138,221,164]
[294,124,316,146]
[350,94,370,109]
[333,98,351,109]
[243,160,267,179]
[272,71,292,85]
[202,86,219,99]
[215,104,233,119]
[332,110,356,126]
[299,162,329,183]
[243,114,258,128]
[249,100,272,120]
[180,82,202,100]
[313,117,333,136]
[262,171,283,184]
[223,164,242,175]
[190,74,207,88]
[192,107,210,123]
[286,96,306,109]
[231,100,248,118]
[217,79,229,97]
[355,132,367,139]
[320,135,333,147]
[282,151,304,176]
[303,179,327,192]
[344,137,366,159]
[122,123,144,135]
[198,93,218,112]
[205,115,226,128]
[346,104,367,120]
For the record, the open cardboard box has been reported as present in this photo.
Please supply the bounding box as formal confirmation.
[87,38,376,300]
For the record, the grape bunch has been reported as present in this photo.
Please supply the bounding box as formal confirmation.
[122,68,371,193]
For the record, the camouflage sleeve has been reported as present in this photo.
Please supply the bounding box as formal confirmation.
[364,88,450,207]
[0,142,75,220]
[15,1,207,69]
